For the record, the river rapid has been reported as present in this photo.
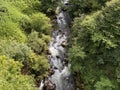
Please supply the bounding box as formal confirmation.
[39,0,75,90]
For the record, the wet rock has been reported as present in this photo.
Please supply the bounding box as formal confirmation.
[58,30,62,33]
[59,16,63,20]
[44,78,56,90]
[62,32,65,35]
[48,68,55,76]
[64,60,68,66]
[47,55,51,60]
[54,66,58,70]
[63,57,67,61]
[66,77,69,80]
[65,3,69,5]
[57,30,62,35]
[46,50,51,55]
[53,40,57,45]
[63,53,67,57]
[61,41,68,47]
[73,72,77,76]
[56,55,60,59]
[52,16,57,20]
[77,88,80,90]
[64,0,69,5]
[80,83,85,90]
[50,19,57,27]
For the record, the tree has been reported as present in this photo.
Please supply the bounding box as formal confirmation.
[0,1,27,42]
[40,0,57,15]
[68,0,120,89]
[0,55,37,90]
[94,77,115,90]
[27,31,50,54]
[31,13,52,35]
[0,40,50,84]
[68,0,110,17]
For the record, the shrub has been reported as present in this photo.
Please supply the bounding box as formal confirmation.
[68,0,120,89]
[29,53,50,81]
[0,1,27,42]
[31,13,52,35]
[27,31,47,54]
[0,55,37,90]
[94,77,115,90]
[0,40,50,83]
[0,40,32,63]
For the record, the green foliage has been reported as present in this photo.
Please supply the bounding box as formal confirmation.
[27,31,50,54]
[29,53,50,81]
[3,0,41,14]
[94,77,115,90]
[19,15,32,33]
[68,45,86,72]
[0,40,50,82]
[116,63,120,83]
[0,0,52,41]
[68,0,120,89]
[27,31,45,54]
[0,40,32,63]
[40,0,57,15]
[31,13,52,35]
[0,1,27,42]
[0,55,37,90]
[68,0,110,17]
[0,0,52,88]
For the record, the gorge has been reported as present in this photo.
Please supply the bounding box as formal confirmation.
[39,0,75,90]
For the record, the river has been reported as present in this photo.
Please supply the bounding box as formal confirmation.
[39,0,75,90]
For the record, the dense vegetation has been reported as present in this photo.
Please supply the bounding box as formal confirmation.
[68,0,110,17]
[0,55,37,90]
[0,0,120,90]
[68,0,120,90]
[0,0,56,89]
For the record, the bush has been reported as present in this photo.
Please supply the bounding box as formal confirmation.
[68,0,110,17]
[3,0,41,14]
[94,77,115,90]
[0,1,27,42]
[29,53,50,81]
[0,55,37,90]
[0,40,50,83]
[31,13,52,35]
[27,31,50,54]
[40,0,57,15]
[0,40,32,63]
[0,0,51,88]
[68,0,120,89]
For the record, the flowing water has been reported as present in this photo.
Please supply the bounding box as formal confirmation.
[39,0,75,90]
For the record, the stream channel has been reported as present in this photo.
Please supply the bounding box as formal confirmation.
[39,0,75,90]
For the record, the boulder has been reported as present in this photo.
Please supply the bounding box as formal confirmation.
[56,55,60,59]
[61,41,68,47]
[59,16,63,20]
[44,79,56,90]
[48,68,55,76]
[54,66,58,70]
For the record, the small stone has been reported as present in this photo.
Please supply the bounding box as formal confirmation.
[46,50,51,55]
[59,17,63,20]
[61,41,68,47]
[54,66,58,69]
[49,68,55,76]
[56,55,60,59]
[44,79,56,90]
